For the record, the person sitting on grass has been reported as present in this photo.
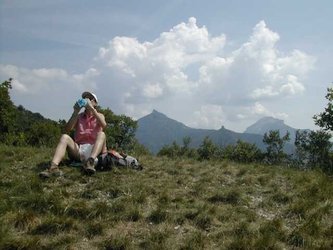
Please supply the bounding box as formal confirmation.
[39,91,107,178]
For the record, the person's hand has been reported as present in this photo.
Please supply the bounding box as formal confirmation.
[73,101,81,113]
[85,98,94,112]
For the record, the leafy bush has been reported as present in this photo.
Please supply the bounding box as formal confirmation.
[0,79,62,147]
[100,107,137,151]
[158,137,197,158]
[197,136,219,160]
[263,130,290,164]
[158,141,181,158]
[294,129,332,171]
[222,140,263,163]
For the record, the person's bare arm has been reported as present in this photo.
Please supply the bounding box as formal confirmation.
[65,102,81,133]
[85,100,107,129]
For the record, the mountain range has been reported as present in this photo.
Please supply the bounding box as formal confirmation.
[135,110,307,154]
[244,116,305,142]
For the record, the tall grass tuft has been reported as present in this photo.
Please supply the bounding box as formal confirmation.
[180,230,206,250]
[103,234,129,250]
[30,216,76,235]
[85,220,106,238]
[147,207,168,224]
[208,189,243,205]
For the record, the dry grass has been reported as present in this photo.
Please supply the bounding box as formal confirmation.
[0,145,332,249]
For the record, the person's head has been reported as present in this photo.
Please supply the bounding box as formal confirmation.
[82,91,98,107]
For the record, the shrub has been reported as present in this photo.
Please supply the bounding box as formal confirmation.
[222,140,263,163]
[263,130,290,164]
[197,137,219,160]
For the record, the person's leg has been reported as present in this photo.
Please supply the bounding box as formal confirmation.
[89,132,106,159]
[40,134,80,178]
[84,132,106,174]
[52,134,80,165]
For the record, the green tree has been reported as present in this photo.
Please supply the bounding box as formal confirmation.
[157,137,197,158]
[158,141,181,158]
[308,130,332,168]
[27,121,62,147]
[182,136,191,151]
[0,78,16,141]
[99,107,137,150]
[180,136,197,158]
[294,130,310,165]
[223,140,263,163]
[311,86,333,172]
[313,87,333,130]
[263,130,290,164]
[130,139,151,156]
[295,129,332,170]
[197,136,219,160]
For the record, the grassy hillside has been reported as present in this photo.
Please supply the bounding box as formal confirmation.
[1,145,332,249]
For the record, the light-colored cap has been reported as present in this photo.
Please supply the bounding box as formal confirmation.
[82,91,98,103]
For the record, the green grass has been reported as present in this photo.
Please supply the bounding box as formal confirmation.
[0,145,333,249]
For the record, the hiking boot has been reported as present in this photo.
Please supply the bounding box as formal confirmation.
[39,164,63,178]
[84,157,96,175]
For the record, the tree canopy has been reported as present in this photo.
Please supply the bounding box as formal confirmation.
[0,79,139,150]
[313,87,333,131]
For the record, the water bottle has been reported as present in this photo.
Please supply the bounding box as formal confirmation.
[77,98,87,108]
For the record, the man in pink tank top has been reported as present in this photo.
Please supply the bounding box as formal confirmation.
[40,91,107,178]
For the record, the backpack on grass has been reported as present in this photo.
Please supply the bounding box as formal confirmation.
[96,149,142,171]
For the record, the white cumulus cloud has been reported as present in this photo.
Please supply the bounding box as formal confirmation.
[142,83,163,98]
[0,18,315,130]
[96,17,226,102]
[191,104,225,129]
[0,64,100,120]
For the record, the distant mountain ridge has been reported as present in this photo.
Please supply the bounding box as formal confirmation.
[135,110,216,154]
[244,116,309,142]
[135,110,303,154]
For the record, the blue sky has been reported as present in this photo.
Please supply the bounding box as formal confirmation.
[1,0,332,132]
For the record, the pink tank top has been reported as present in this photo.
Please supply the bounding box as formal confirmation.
[74,112,103,145]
